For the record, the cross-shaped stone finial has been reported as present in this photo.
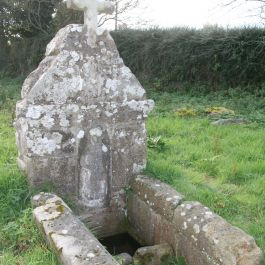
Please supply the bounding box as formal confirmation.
[66,0,114,44]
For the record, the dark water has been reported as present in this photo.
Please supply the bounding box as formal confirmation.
[99,233,142,256]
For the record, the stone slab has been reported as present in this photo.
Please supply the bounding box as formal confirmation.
[173,201,263,265]
[32,193,119,265]
[133,243,173,265]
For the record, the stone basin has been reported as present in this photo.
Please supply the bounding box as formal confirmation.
[32,175,263,265]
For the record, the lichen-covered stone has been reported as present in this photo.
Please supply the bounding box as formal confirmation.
[128,175,263,265]
[115,253,133,265]
[32,193,119,265]
[15,24,154,208]
[133,244,173,265]
[173,202,263,265]
[130,175,183,221]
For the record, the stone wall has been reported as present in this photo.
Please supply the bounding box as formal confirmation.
[127,176,263,265]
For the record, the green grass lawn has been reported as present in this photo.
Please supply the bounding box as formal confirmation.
[0,78,264,264]
[147,88,265,262]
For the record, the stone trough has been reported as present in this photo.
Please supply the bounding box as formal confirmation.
[32,175,263,265]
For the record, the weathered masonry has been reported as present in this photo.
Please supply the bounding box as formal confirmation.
[15,24,154,209]
[127,176,263,265]
[33,176,263,265]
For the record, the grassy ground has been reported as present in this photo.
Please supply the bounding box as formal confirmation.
[147,87,265,262]
[0,78,264,264]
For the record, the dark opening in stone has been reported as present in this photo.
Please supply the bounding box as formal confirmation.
[99,233,142,256]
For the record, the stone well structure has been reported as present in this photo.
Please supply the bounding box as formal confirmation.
[15,1,263,264]
[32,176,263,265]
[15,24,154,208]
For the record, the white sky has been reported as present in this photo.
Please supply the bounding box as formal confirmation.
[136,0,263,28]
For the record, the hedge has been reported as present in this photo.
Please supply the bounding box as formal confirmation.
[111,27,265,89]
[3,26,265,90]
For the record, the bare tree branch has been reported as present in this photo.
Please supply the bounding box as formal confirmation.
[221,0,265,21]
[98,0,148,30]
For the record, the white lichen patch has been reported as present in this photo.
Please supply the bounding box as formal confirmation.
[125,100,154,115]
[65,104,79,113]
[89,127,103,137]
[77,130,85,139]
[81,105,97,110]
[117,131,126,138]
[70,51,80,62]
[52,132,63,144]
[27,135,59,156]
[193,224,200,234]
[70,24,82,32]
[191,235,198,242]
[124,84,145,98]
[135,137,145,145]
[87,253,96,258]
[186,204,192,210]
[102,144,108,153]
[182,222,188,230]
[41,115,55,129]
[26,106,43,119]
[105,79,118,92]
[133,163,146,173]
[121,66,133,79]
[202,224,209,233]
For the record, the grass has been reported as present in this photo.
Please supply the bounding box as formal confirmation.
[146,87,265,262]
[0,78,264,264]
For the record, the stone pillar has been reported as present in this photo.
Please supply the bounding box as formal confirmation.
[15,24,154,209]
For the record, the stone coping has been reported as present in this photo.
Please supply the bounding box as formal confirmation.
[32,193,119,265]
[128,175,263,265]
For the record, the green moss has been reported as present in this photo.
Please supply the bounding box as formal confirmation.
[56,205,65,213]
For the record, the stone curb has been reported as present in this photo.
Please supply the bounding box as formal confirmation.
[129,175,263,265]
[32,193,119,265]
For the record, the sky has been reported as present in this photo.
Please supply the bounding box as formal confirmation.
[135,0,263,28]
